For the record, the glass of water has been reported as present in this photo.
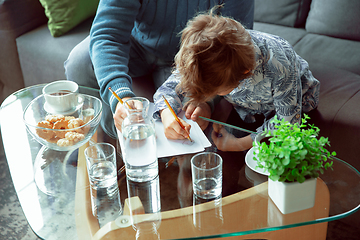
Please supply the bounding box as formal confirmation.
[191,152,223,199]
[84,143,122,221]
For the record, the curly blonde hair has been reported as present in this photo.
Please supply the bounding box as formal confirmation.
[175,7,256,103]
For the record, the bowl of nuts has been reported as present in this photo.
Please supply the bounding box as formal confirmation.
[23,93,102,151]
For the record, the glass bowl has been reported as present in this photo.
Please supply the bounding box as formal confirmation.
[23,93,102,151]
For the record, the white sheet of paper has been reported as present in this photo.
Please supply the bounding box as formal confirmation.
[117,103,211,158]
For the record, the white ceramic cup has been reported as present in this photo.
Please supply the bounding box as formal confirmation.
[42,80,79,113]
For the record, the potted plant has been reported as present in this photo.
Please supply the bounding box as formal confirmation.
[253,114,336,214]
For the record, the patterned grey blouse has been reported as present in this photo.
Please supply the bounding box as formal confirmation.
[153,30,320,139]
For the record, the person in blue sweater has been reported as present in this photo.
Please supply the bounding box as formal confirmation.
[64,0,254,138]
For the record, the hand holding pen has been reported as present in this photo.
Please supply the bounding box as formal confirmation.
[162,95,193,142]
[109,87,132,132]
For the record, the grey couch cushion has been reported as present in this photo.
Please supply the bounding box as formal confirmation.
[293,33,360,76]
[16,18,92,87]
[309,63,360,178]
[254,0,311,28]
[253,22,307,46]
[306,0,360,41]
[308,63,360,170]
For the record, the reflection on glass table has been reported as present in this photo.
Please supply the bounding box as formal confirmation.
[0,84,359,240]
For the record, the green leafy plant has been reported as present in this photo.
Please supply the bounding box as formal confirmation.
[253,114,336,183]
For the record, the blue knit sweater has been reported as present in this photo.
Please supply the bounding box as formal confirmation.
[89,0,254,113]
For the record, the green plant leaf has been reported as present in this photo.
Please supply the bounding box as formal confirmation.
[282,156,290,166]
[291,168,299,177]
[253,114,335,183]
[297,175,306,183]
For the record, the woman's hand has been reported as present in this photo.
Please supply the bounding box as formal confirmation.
[160,108,191,140]
[184,102,211,130]
[211,123,253,151]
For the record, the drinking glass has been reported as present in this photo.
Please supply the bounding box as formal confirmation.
[84,143,122,222]
[191,152,223,199]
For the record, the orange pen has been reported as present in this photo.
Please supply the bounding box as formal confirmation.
[108,87,132,109]
[162,95,193,142]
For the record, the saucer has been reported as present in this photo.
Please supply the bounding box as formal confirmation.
[44,101,83,115]
[245,147,269,176]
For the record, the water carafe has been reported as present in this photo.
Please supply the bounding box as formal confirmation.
[121,97,158,182]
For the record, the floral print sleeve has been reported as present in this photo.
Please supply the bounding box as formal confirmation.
[227,31,320,139]
[153,71,185,120]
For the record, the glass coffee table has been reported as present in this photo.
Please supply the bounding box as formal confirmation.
[1,84,360,240]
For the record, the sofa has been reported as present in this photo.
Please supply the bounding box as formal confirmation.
[0,0,95,103]
[1,0,359,232]
[2,0,359,169]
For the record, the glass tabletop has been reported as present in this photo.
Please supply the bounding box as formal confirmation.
[1,84,359,240]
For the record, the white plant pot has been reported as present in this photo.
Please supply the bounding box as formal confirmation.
[268,177,317,214]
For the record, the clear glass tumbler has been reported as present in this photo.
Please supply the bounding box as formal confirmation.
[191,152,223,199]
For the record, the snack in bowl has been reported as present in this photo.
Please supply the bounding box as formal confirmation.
[36,114,90,146]
[36,120,55,140]
[57,132,85,147]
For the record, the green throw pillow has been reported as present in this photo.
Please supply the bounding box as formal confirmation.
[39,0,100,37]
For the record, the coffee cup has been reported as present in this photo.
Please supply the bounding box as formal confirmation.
[42,80,80,114]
